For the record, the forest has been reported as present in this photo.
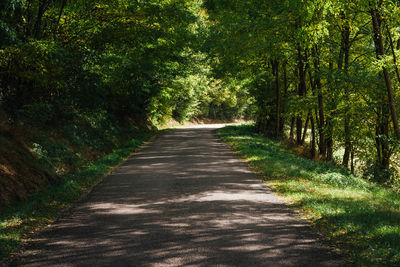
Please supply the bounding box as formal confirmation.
[0,0,253,207]
[1,0,400,264]
[205,0,400,187]
[1,0,398,191]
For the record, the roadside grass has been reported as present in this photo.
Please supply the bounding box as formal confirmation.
[218,124,400,267]
[0,131,156,262]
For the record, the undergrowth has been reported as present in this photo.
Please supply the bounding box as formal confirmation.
[218,124,400,267]
[0,131,156,262]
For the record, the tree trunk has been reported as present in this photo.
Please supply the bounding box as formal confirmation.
[312,46,326,157]
[342,117,351,167]
[296,116,303,145]
[325,60,334,161]
[386,24,400,84]
[311,113,316,159]
[281,62,288,133]
[375,106,391,171]
[54,0,68,37]
[289,117,295,142]
[25,0,34,36]
[297,45,307,145]
[326,132,333,161]
[350,145,355,174]
[33,0,49,39]
[370,6,400,140]
[272,59,281,138]
[340,17,352,168]
[302,112,310,144]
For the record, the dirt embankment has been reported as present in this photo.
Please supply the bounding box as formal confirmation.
[0,124,56,208]
[0,114,154,209]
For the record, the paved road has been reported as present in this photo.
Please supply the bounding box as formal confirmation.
[14,126,344,266]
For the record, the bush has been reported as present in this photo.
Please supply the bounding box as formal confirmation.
[362,159,398,184]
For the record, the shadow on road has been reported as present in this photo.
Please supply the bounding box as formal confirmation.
[14,128,344,266]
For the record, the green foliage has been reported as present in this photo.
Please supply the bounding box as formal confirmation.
[362,159,399,185]
[219,124,400,266]
[206,0,400,185]
[4,0,400,262]
[0,0,251,129]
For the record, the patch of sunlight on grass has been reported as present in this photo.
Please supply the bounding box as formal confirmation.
[373,225,400,237]
[0,218,23,229]
[218,124,400,267]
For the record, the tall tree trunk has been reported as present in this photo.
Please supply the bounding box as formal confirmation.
[272,59,281,138]
[386,24,400,84]
[375,106,391,172]
[350,145,355,174]
[312,45,326,157]
[340,16,352,168]
[302,112,310,144]
[326,60,334,161]
[297,45,307,145]
[33,0,49,39]
[296,116,303,145]
[289,117,295,142]
[281,62,288,133]
[326,130,333,161]
[311,113,316,159]
[342,116,351,166]
[370,5,400,140]
[308,69,321,154]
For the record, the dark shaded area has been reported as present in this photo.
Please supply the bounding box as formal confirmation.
[12,126,344,266]
[0,125,55,207]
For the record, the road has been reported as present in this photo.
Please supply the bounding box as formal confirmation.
[14,125,344,266]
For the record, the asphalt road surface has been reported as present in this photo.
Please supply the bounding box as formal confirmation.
[13,125,345,266]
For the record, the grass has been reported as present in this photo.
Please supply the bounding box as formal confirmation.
[0,131,156,262]
[218,124,400,267]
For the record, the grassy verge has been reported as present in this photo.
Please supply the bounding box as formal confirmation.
[218,124,400,267]
[0,131,156,262]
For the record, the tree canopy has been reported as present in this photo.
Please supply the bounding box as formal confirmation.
[0,0,251,129]
[204,0,400,184]
[2,0,400,184]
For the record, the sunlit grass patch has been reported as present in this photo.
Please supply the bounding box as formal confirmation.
[218,124,400,266]
[0,131,155,262]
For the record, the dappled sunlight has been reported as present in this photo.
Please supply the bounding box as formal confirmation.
[88,203,163,215]
[219,125,400,265]
[176,124,232,129]
[16,127,342,266]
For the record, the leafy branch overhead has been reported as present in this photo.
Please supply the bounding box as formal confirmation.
[206,0,400,182]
